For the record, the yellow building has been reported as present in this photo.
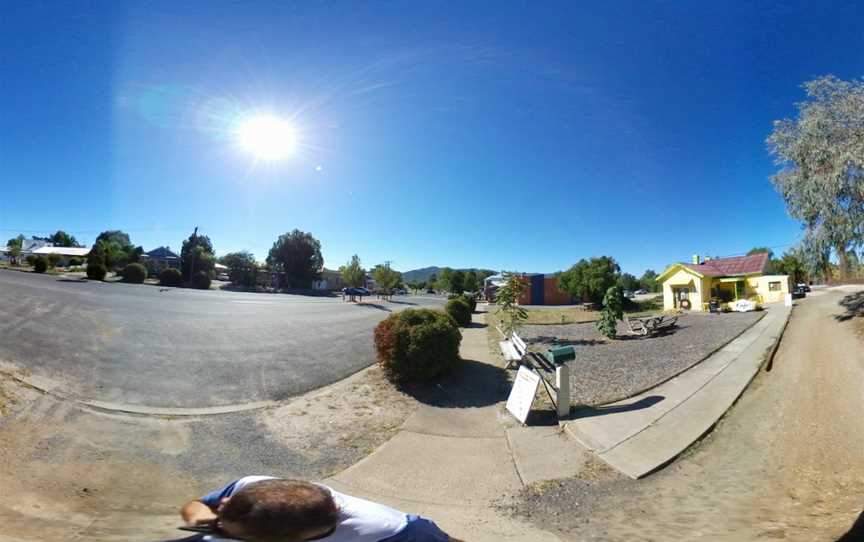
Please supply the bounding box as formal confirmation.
[658,253,790,311]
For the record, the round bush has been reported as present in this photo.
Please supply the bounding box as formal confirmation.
[25,255,37,266]
[374,308,462,383]
[86,263,107,281]
[68,257,83,267]
[445,297,472,327]
[159,267,182,286]
[122,263,147,283]
[33,257,48,273]
[192,270,211,290]
[460,293,477,313]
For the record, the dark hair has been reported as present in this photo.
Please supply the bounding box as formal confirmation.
[219,480,338,541]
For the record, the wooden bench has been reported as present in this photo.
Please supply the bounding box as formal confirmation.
[623,314,679,336]
[499,331,529,369]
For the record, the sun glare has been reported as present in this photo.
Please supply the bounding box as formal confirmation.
[235,113,297,162]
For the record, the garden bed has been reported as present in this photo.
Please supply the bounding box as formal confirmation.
[520,311,764,406]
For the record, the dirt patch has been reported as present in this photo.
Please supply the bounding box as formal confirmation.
[259,365,420,477]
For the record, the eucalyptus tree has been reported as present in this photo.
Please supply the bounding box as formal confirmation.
[767,75,864,279]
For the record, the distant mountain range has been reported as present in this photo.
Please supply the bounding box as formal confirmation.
[401,266,497,283]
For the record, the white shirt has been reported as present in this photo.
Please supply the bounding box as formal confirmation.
[202,476,409,542]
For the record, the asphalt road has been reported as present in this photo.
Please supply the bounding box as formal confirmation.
[0,270,444,409]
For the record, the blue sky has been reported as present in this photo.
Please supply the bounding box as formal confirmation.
[2,1,863,276]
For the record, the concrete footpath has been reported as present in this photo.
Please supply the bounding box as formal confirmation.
[564,303,792,479]
[325,308,580,542]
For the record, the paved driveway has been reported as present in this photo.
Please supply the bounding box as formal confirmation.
[0,270,443,409]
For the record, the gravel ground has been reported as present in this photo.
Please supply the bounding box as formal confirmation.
[521,311,764,406]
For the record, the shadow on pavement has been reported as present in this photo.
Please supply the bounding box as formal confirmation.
[836,508,864,541]
[401,358,509,408]
[570,395,665,419]
[355,302,392,312]
[835,291,864,321]
[55,277,89,283]
[388,299,418,306]
[528,336,605,347]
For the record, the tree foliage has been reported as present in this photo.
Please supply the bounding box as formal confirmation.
[88,230,142,270]
[266,230,323,289]
[6,235,24,265]
[495,273,528,338]
[436,268,454,292]
[449,270,465,294]
[639,269,659,292]
[597,286,624,339]
[340,255,366,288]
[49,230,79,247]
[767,75,864,279]
[617,272,639,291]
[222,251,258,287]
[181,231,215,282]
[463,271,479,292]
[372,263,401,292]
[558,256,621,304]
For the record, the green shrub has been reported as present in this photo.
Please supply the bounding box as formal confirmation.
[68,257,83,267]
[374,308,462,383]
[33,257,48,273]
[448,293,476,312]
[86,263,107,281]
[25,255,37,266]
[597,286,624,339]
[445,297,472,327]
[192,270,211,290]
[122,263,147,283]
[47,253,62,268]
[159,267,183,286]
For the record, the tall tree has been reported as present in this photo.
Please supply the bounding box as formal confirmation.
[181,230,215,282]
[450,269,465,294]
[89,230,142,270]
[372,263,401,293]
[639,269,659,292]
[558,256,621,304]
[437,268,454,292]
[340,255,366,288]
[6,235,24,266]
[617,272,640,291]
[267,230,323,289]
[49,230,79,247]
[221,251,258,287]
[464,271,479,292]
[767,76,864,279]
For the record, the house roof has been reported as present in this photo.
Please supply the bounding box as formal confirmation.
[143,246,179,259]
[660,253,769,281]
[32,246,91,257]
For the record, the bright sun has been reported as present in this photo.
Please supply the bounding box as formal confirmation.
[235,113,297,162]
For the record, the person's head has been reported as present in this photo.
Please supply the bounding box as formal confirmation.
[216,480,339,542]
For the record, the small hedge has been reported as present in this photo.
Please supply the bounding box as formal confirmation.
[33,257,48,273]
[122,263,147,283]
[374,308,461,383]
[445,297,472,327]
[68,257,83,267]
[159,268,182,286]
[86,263,107,281]
[192,270,211,290]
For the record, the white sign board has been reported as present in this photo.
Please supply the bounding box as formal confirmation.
[506,366,541,424]
[733,299,756,312]
[784,293,793,307]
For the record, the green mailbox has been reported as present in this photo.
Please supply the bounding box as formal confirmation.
[546,345,575,365]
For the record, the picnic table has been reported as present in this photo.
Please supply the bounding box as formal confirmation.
[623,314,678,336]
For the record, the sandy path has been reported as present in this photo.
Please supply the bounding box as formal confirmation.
[505,288,864,541]
[574,288,864,541]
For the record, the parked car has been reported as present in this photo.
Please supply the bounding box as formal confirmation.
[792,285,807,299]
[634,289,648,295]
[395,289,407,295]
[796,283,811,292]
[216,272,230,281]
[426,288,436,294]
[356,287,372,296]
[623,289,635,299]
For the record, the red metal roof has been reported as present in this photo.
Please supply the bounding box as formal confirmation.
[682,253,769,277]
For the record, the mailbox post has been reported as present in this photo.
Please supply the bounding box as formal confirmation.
[546,346,574,418]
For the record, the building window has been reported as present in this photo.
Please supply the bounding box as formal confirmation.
[769,281,781,292]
